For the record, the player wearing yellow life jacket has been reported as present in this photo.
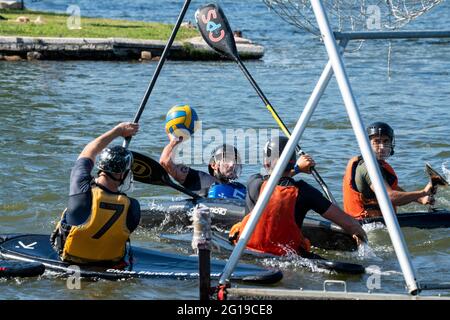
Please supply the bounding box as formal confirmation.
[51,122,141,264]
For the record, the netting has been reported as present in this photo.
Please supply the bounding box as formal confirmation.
[264,0,444,35]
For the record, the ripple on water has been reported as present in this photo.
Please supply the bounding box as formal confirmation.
[0,203,29,212]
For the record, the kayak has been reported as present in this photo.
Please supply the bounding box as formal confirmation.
[142,198,450,230]
[141,197,357,251]
[160,231,365,275]
[0,234,282,284]
[0,260,45,278]
[362,209,450,229]
[141,197,246,229]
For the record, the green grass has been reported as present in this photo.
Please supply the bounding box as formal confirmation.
[0,9,198,40]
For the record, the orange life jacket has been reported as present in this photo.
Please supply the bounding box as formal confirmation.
[229,181,310,256]
[343,156,398,219]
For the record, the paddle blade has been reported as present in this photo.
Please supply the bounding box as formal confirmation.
[195,3,239,60]
[131,151,202,200]
[426,163,449,187]
[131,151,165,186]
[314,259,365,275]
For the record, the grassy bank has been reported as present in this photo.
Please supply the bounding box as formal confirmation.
[0,9,198,40]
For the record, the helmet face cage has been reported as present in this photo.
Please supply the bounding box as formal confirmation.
[118,169,134,192]
[97,146,133,175]
[367,122,395,157]
[208,144,242,180]
[263,136,296,173]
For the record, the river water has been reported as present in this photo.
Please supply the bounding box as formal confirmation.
[0,0,449,299]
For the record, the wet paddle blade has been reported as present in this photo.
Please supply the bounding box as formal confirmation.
[195,3,239,60]
[131,151,201,199]
[314,259,365,275]
[131,151,165,186]
[426,162,449,186]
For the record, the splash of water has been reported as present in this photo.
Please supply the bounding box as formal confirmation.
[442,161,450,182]
[365,265,402,276]
[260,245,335,274]
[144,199,165,212]
[261,256,333,274]
[356,242,383,262]
[362,222,385,233]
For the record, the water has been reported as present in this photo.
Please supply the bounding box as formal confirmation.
[0,0,449,299]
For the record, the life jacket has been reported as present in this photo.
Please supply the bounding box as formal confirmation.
[207,182,246,200]
[229,181,310,256]
[53,186,131,264]
[343,156,398,219]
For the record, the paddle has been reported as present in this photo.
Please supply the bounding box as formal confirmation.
[194,4,337,205]
[425,162,448,212]
[130,150,209,299]
[116,0,211,300]
[122,0,192,149]
[131,150,201,200]
[131,151,362,271]
[425,162,449,193]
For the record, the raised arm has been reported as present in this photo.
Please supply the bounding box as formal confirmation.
[78,122,139,162]
[159,135,190,184]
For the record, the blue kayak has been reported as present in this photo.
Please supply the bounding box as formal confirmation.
[0,260,45,278]
[0,234,282,284]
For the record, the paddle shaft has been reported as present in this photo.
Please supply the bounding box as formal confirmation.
[199,248,211,300]
[123,0,192,149]
[234,57,338,205]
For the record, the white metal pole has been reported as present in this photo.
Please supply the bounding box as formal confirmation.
[310,0,419,294]
[218,72,329,286]
[218,41,348,285]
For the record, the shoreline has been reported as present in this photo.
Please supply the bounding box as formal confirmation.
[0,35,264,61]
[0,8,264,61]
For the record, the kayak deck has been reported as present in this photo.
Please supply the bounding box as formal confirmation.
[0,234,282,284]
[0,260,45,278]
[362,210,450,229]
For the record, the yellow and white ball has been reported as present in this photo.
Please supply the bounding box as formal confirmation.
[165,104,199,140]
